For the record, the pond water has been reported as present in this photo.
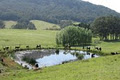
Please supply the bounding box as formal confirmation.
[14,49,99,69]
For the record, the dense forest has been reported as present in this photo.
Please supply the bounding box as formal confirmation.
[0,0,119,24]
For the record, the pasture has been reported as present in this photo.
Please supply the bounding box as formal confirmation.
[1,54,120,80]
[0,28,120,54]
[0,29,57,49]
[1,20,120,80]
[30,20,60,30]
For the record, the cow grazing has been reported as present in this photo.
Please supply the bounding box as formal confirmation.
[3,46,9,51]
[95,47,102,51]
[111,52,119,55]
[36,45,41,49]
[26,46,29,49]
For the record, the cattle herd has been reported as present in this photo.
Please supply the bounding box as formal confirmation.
[86,46,102,51]
[2,44,42,52]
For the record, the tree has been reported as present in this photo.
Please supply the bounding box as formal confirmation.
[12,22,36,30]
[90,16,120,40]
[73,22,90,29]
[12,22,27,29]
[0,20,5,29]
[59,20,73,28]
[56,26,92,46]
[27,22,36,30]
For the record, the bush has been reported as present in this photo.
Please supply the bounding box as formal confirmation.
[77,54,84,60]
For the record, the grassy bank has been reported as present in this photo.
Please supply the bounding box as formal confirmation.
[1,54,120,80]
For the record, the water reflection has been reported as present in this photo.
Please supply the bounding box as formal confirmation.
[14,50,99,69]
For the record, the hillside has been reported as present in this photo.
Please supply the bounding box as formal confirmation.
[4,20,60,30]
[4,21,17,29]
[30,20,60,30]
[0,0,119,23]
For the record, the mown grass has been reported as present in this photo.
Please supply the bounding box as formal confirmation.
[1,55,120,80]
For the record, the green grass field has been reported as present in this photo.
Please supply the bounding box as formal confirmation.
[1,20,120,80]
[0,29,58,49]
[0,28,120,54]
[1,55,120,80]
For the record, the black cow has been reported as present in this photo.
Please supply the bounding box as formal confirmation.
[91,54,95,58]
[36,45,41,49]
[87,47,90,50]
[35,63,39,68]
[95,47,102,51]
[111,52,119,55]
[3,46,9,51]
[26,46,29,49]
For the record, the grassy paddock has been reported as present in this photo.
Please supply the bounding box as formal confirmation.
[0,29,120,54]
[0,29,58,50]
[30,20,60,30]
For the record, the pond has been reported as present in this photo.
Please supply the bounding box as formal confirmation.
[14,49,99,69]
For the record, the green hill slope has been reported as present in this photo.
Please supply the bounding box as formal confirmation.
[30,20,60,30]
[0,0,119,23]
[4,21,17,29]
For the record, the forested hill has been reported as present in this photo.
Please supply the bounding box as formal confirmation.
[0,0,119,23]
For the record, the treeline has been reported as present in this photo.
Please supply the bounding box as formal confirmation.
[0,20,36,30]
[0,20,5,29]
[0,0,119,24]
[91,16,120,40]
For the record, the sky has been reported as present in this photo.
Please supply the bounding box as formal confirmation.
[82,0,120,13]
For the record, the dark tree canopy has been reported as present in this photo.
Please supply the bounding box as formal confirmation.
[73,22,90,29]
[0,0,119,24]
[0,20,5,29]
[59,20,73,28]
[27,22,36,30]
[12,22,36,30]
[56,26,92,46]
[90,16,120,40]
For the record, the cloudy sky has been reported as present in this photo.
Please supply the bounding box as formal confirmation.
[82,0,120,13]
